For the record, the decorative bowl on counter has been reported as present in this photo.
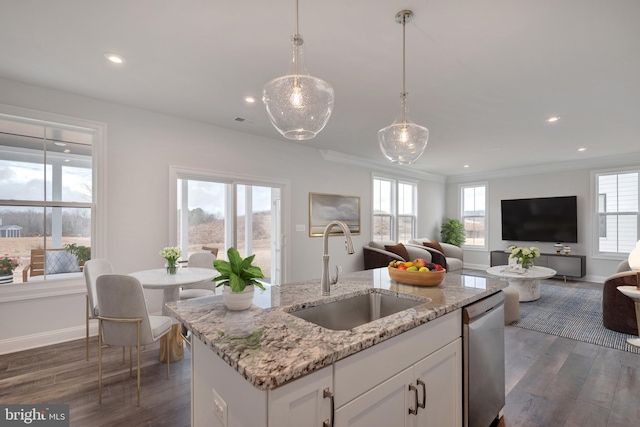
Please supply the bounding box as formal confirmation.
[388,267,446,287]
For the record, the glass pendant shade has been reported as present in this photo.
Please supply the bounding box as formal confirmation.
[378,94,429,164]
[263,35,334,140]
[379,10,429,164]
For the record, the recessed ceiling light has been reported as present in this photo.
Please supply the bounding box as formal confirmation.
[104,52,126,64]
[54,142,66,147]
[64,159,70,162]
[464,164,470,168]
[578,147,587,152]
[547,116,560,123]
[244,96,256,104]
[63,149,71,153]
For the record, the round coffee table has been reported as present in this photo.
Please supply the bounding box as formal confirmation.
[486,265,557,302]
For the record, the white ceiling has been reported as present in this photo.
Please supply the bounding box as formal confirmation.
[1,0,639,178]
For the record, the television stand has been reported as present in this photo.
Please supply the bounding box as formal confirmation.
[490,250,586,279]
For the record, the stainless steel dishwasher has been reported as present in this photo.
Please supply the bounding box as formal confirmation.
[463,291,505,427]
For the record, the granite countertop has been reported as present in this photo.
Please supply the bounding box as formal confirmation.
[166,268,506,390]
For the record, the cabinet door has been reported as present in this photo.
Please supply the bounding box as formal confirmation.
[268,366,332,427]
[335,368,414,427]
[412,339,462,427]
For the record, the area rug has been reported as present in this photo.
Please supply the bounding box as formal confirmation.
[511,283,640,354]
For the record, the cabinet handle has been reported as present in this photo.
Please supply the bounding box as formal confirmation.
[408,384,418,415]
[323,388,334,427]
[417,378,426,409]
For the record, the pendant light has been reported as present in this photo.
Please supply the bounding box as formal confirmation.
[263,0,334,141]
[378,10,429,164]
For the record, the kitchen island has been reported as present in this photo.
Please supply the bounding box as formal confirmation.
[167,268,506,427]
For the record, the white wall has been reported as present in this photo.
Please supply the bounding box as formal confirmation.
[446,167,637,282]
[0,77,446,353]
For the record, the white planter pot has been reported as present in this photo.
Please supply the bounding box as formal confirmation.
[0,274,13,285]
[222,285,254,311]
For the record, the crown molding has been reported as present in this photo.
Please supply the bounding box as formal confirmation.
[445,152,640,184]
[319,150,447,183]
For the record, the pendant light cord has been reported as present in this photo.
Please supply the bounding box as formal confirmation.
[295,0,299,35]
[402,15,406,96]
[401,14,408,123]
[293,0,300,81]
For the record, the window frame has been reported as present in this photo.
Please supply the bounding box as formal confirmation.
[0,103,105,301]
[169,166,290,284]
[591,167,639,259]
[372,175,418,243]
[459,182,488,250]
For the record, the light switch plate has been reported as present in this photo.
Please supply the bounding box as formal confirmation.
[295,224,306,232]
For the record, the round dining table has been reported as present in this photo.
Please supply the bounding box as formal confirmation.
[129,267,217,362]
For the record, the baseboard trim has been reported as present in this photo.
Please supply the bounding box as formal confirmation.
[0,323,98,355]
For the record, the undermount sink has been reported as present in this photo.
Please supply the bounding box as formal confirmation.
[288,290,428,331]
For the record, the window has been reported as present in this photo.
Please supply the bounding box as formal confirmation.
[460,183,487,248]
[373,177,417,243]
[0,113,98,283]
[596,170,639,254]
[173,169,285,285]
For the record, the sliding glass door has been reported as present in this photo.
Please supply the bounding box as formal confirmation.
[176,174,283,285]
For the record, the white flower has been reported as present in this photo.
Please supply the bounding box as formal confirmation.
[159,246,182,263]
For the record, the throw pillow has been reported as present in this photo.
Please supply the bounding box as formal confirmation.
[384,243,410,261]
[422,241,444,253]
[45,251,81,274]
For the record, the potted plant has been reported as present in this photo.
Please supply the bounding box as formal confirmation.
[0,254,19,284]
[64,243,91,266]
[440,218,466,247]
[213,247,265,311]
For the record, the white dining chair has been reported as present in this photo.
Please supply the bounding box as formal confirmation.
[179,251,216,300]
[83,258,114,361]
[96,274,172,406]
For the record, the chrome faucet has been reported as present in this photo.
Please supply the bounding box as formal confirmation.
[321,221,355,296]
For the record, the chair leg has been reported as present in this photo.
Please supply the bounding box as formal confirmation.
[136,321,141,407]
[122,347,125,364]
[129,347,133,377]
[98,319,103,403]
[86,295,90,361]
[166,333,170,380]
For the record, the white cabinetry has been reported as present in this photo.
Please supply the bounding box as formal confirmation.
[335,339,461,427]
[335,367,414,427]
[413,339,462,426]
[191,309,462,427]
[268,366,332,427]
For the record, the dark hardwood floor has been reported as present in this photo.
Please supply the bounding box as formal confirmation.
[0,338,191,427]
[2,277,639,426]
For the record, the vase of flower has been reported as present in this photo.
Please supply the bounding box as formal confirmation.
[159,247,182,275]
[508,245,540,270]
[165,262,178,275]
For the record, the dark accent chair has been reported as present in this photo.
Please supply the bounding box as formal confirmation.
[602,261,638,335]
[363,241,435,270]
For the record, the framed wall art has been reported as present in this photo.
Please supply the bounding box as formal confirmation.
[309,192,361,237]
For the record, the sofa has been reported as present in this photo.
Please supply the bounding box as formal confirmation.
[407,238,464,272]
[363,239,463,272]
[602,260,638,335]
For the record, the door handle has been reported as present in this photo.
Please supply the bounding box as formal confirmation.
[417,378,426,409]
[408,384,419,415]
[322,388,334,427]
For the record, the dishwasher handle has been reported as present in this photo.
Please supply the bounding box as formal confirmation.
[463,291,505,323]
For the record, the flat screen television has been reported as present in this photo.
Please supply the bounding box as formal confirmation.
[501,196,578,243]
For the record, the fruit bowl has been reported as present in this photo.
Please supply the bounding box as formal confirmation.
[388,267,446,287]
